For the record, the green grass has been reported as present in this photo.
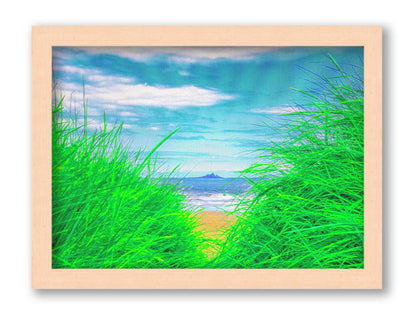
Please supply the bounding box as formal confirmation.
[212,55,364,268]
[52,89,207,268]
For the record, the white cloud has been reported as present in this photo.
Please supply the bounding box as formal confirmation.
[53,65,100,76]
[80,118,135,131]
[71,47,276,63]
[60,82,234,109]
[102,104,118,110]
[70,47,151,62]
[118,111,137,117]
[55,63,234,111]
[121,123,135,129]
[87,74,134,85]
[251,106,305,114]
[55,93,102,117]
[54,65,135,85]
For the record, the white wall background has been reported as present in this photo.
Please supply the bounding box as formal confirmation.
[0,0,413,310]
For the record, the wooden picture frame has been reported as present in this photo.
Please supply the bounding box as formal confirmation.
[32,26,382,289]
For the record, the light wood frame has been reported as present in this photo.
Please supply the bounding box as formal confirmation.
[32,26,382,289]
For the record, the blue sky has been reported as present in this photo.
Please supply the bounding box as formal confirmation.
[52,46,363,178]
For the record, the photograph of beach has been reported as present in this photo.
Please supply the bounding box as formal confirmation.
[51,46,364,268]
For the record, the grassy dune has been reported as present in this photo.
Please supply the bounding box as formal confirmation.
[213,55,364,268]
[52,93,207,268]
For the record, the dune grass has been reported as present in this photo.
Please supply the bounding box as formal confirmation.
[212,55,364,268]
[52,89,207,268]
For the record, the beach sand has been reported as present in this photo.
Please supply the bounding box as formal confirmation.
[195,211,237,258]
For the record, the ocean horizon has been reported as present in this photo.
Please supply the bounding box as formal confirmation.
[171,177,252,212]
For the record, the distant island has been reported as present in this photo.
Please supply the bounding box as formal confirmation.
[199,173,223,179]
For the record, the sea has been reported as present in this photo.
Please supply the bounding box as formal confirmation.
[172,177,252,212]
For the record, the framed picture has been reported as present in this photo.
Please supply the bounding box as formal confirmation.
[32,26,382,289]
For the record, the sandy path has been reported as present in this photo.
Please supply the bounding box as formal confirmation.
[195,211,237,258]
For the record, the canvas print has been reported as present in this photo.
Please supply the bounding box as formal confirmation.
[52,46,364,269]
